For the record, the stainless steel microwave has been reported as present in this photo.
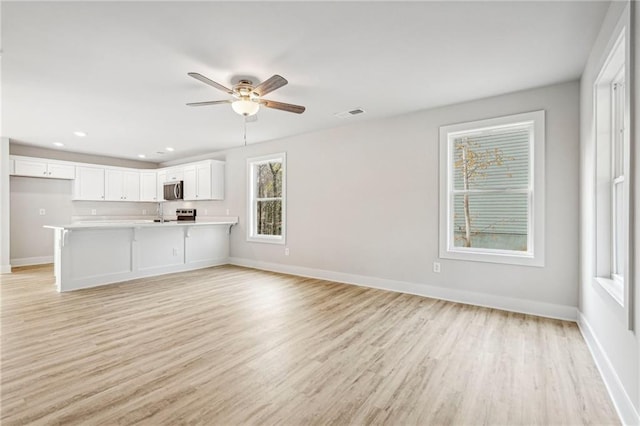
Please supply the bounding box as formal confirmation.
[163,181,183,200]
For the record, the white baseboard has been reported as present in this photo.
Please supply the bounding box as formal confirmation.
[228,257,577,321]
[578,312,640,426]
[10,256,53,267]
[0,264,12,274]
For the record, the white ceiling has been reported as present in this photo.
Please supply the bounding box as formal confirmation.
[2,1,609,163]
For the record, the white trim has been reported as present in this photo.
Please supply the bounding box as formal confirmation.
[10,256,54,267]
[438,110,545,267]
[577,312,640,426]
[246,152,286,244]
[228,257,577,321]
[0,264,12,274]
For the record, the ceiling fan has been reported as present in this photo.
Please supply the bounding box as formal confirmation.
[186,73,306,117]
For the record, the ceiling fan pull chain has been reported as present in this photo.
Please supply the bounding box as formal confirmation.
[244,118,247,147]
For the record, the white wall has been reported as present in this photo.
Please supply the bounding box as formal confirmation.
[0,138,11,273]
[220,80,580,319]
[579,2,640,424]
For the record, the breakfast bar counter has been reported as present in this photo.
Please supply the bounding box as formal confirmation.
[45,217,238,292]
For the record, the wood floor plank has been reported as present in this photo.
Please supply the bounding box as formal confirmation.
[0,264,619,425]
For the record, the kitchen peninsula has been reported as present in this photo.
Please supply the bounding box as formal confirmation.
[45,218,238,292]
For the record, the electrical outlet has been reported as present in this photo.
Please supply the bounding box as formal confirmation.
[204,209,208,215]
[142,209,147,215]
[284,247,290,256]
[433,262,441,273]
[91,209,97,215]
[173,248,178,256]
[39,208,46,216]
[226,209,230,216]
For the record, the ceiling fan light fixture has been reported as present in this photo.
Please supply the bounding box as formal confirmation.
[232,99,259,117]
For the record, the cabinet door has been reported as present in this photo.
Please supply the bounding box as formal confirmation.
[183,166,197,201]
[157,172,167,201]
[196,164,212,199]
[210,161,225,200]
[47,163,75,179]
[166,169,184,182]
[123,171,140,201]
[140,172,158,202]
[105,170,124,201]
[74,167,105,200]
[14,159,48,177]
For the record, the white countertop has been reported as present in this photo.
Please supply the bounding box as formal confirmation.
[44,217,238,230]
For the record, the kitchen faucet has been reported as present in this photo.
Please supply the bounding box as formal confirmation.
[157,202,164,223]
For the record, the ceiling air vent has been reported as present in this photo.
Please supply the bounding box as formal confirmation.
[334,108,366,119]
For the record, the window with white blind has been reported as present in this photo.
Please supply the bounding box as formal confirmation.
[439,111,545,266]
[247,153,286,244]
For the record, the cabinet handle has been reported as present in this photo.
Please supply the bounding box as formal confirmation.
[101,196,104,199]
[48,172,52,175]
[43,171,47,175]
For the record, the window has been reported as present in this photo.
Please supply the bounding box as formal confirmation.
[439,111,545,266]
[247,153,286,243]
[594,31,628,305]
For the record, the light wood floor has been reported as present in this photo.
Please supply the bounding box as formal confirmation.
[1,264,618,425]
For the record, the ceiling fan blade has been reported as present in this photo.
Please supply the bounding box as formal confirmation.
[186,100,232,107]
[188,73,233,94]
[260,99,306,114]
[253,75,288,96]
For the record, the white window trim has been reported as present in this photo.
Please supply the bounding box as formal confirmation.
[593,27,630,312]
[247,152,286,244]
[438,110,545,267]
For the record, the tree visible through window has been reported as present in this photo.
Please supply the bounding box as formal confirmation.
[255,161,283,236]
[248,153,286,243]
[452,126,530,252]
[439,110,545,266]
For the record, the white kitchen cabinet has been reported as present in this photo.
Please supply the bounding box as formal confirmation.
[13,157,75,179]
[183,166,197,200]
[105,169,140,201]
[140,171,158,202]
[183,160,224,201]
[73,166,105,200]
[164,168,183,183]
[157,171,167,201]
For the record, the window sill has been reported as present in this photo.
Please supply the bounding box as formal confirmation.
[440,248,543,267]
[594,276,624,306]
[247,235,285,245]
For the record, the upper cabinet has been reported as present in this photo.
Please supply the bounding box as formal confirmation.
[73,166,105,200]
[164,168,183,183]
[140,171,158,202]
[12,157,75,180]
[183,160,224,201]
[105,169,140,201]
[11,155,225,203]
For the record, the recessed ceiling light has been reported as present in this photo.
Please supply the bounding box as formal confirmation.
[166,147,175,152]
[73,131,87,137]
[137,154,146,159]
[53,142,64,147]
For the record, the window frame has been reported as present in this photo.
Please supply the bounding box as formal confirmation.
[247,152,286,244]
[438,110,545,267]
[593,28,629,308]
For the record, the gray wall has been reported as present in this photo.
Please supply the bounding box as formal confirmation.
[10,177,73,263]
[222,80,580,311]
[9,177,157,265]
[10,144,158,169]
[579,1,640,421]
